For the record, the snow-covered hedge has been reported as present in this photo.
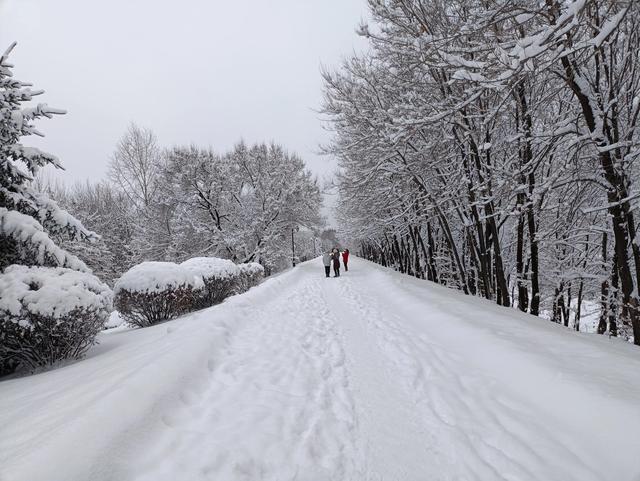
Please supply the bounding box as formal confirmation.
[0,265,112,374]
[237,262,265,293]
[113,262,204,327]
[180,257,240,308]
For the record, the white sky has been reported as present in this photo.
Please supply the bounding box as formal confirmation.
[0,0,368,188]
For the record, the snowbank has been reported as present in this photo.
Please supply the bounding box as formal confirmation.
[104,311,126,330]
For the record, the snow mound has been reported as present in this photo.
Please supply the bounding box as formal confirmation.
[114,261,204,294]
[104,311,126,330]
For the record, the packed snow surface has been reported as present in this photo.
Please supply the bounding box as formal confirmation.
[1,257,640,481]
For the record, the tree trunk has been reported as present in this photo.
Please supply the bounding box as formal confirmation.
[516,209,529,312]
[598,233,610,334]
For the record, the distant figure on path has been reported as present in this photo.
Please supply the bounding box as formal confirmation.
[331,248,341,277]
[322,251,332,278]
[342,248,349,272]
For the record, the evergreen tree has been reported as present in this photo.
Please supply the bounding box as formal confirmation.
[0,43,96,270]
[0,44,111,375]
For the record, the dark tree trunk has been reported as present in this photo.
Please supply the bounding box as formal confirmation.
[610,253,620,337]
[527,202,540,315]
[516,209,529,312]
[426,221,439,283]
[556,43,639,343]
[575,280,584,332]
[598,233,610,335]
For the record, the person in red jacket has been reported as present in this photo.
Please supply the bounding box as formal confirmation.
[342,248,349,272]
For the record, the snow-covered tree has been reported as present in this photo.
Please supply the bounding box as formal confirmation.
[0,43,97,270]
[323,0,640,344]
[152,142,323,272]
[0,43,111,374]
[42,179,137,285]
[108,123,160,209]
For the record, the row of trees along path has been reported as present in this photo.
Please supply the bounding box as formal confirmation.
[323,0,640,344]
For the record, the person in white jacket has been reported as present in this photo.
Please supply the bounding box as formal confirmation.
[322,252,332,278]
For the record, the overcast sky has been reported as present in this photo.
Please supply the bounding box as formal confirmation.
[0,0,368,188]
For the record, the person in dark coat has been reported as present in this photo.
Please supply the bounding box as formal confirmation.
[342,248,349,272]
[331,248,340,277]
[322,251,332,278]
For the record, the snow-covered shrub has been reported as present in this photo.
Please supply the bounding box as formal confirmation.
[0,265,112,373]
[237,262,264,293]
[113,262,204,327]
[0,44,109,377]
[180,257,240,308]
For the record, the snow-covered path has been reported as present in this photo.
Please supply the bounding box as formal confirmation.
[2,257,640,481]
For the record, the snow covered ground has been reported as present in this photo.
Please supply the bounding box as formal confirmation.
[1,257,640,481]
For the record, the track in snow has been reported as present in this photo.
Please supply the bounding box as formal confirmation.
[1,257,640,481]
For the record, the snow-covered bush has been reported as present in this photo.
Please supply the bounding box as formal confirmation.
[237,262,264,293]
[113,262,204,327]
[180,257,240,308]
[0,44,109,376]
[0,265,112,373]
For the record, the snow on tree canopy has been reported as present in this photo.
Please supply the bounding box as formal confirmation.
[0,208,89,271]
[0,265,112,322]
[180,257,240,280]
[114,261,204,295]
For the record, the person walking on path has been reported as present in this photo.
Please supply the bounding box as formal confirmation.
[342,249,349,272]
[332,248,341,277]
[322,251,332,278]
